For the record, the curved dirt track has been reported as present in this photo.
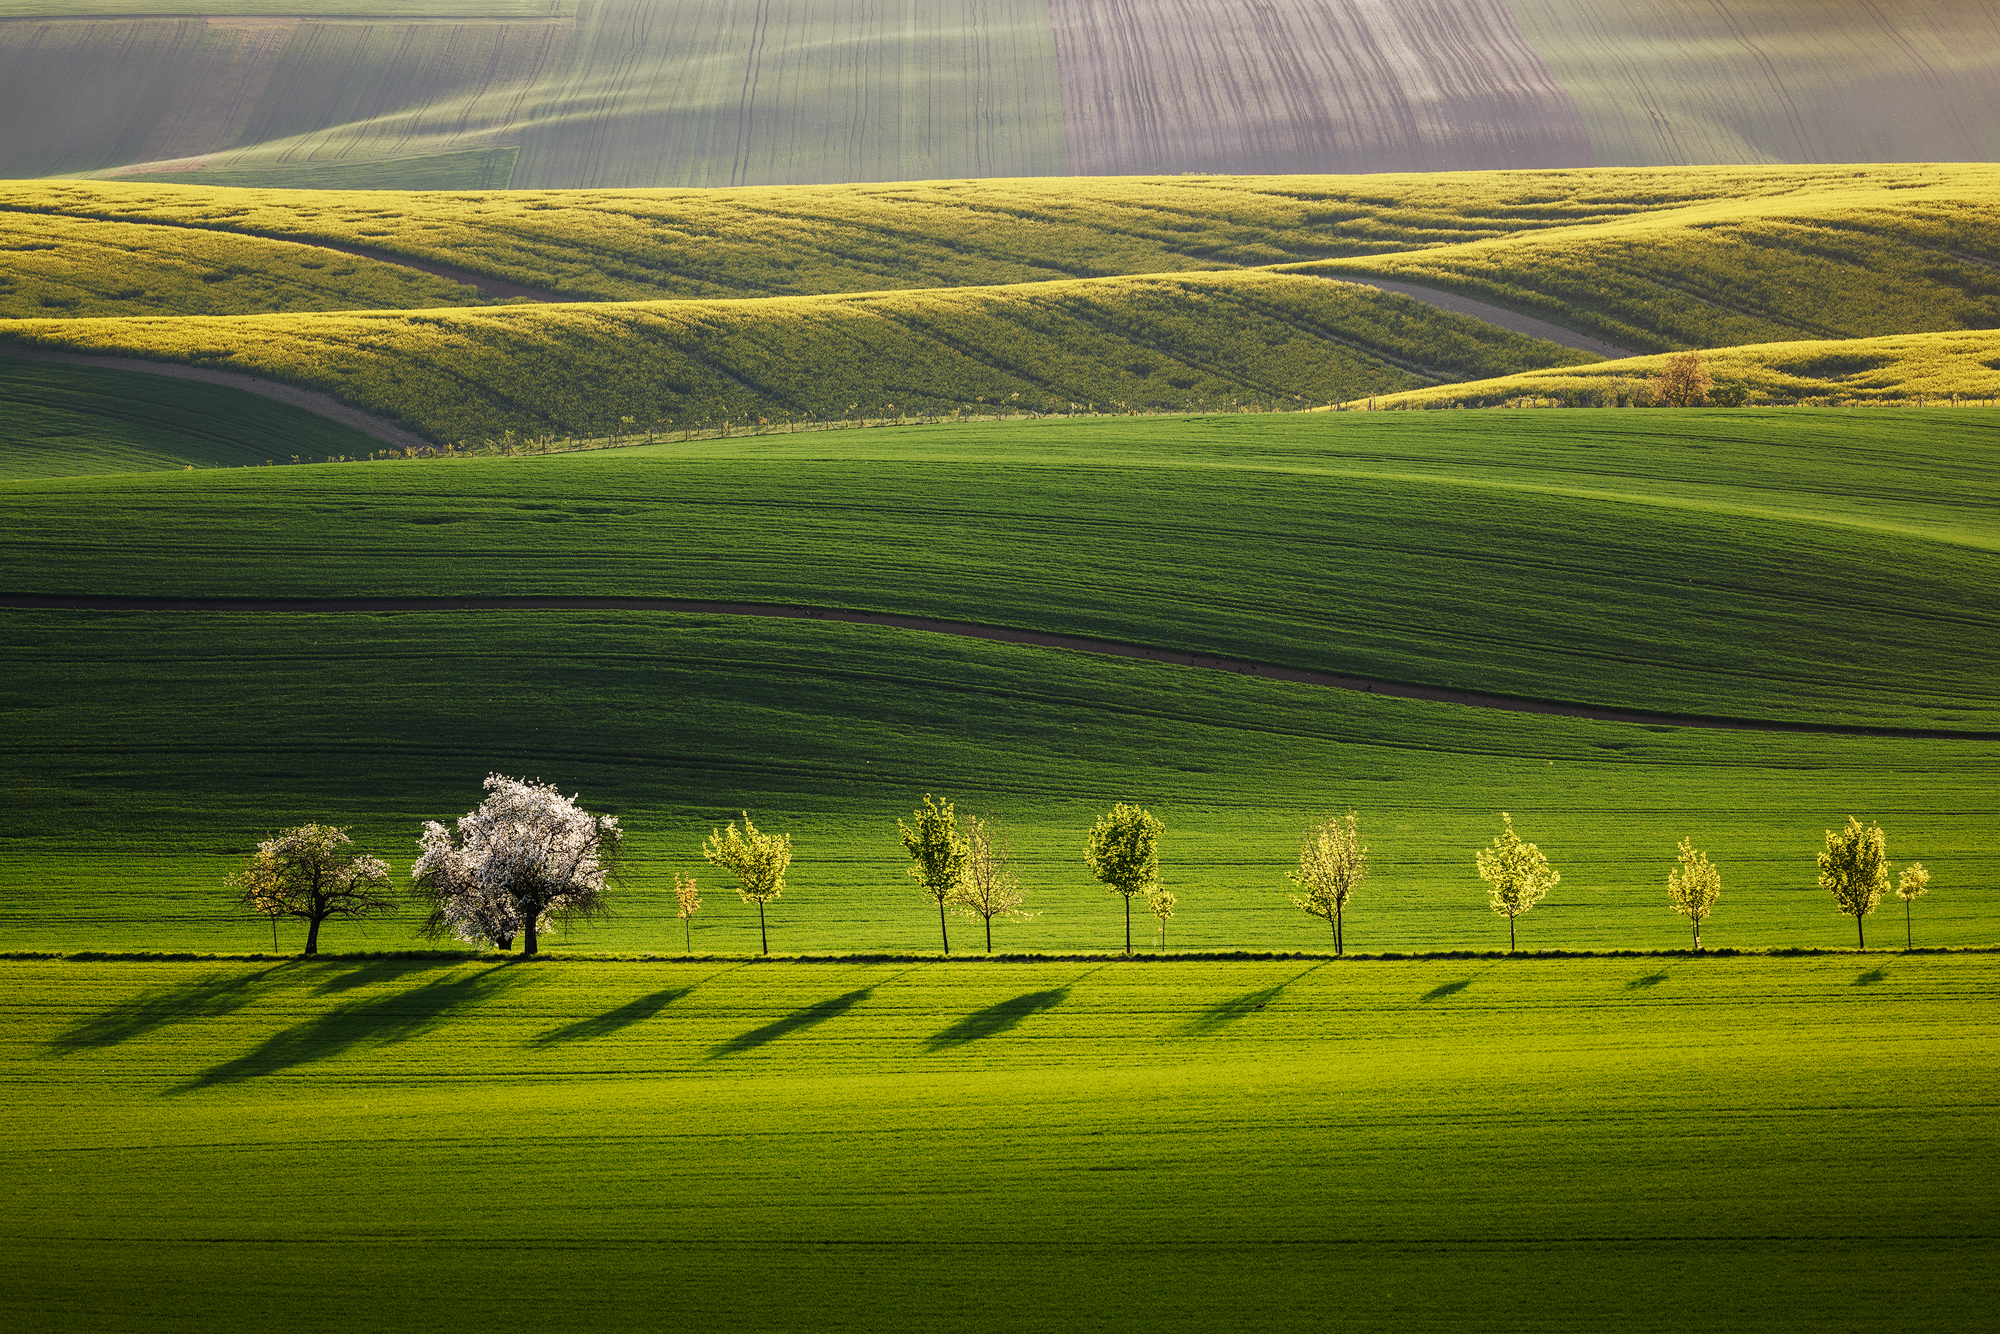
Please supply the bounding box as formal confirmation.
[1324,277,1637,360]
[4,594,1991,741]
[0,345,433,452]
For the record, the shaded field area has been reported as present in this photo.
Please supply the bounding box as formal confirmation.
[0,356,380,476]
[4,409,1996,730]
[2,955,1994,1332]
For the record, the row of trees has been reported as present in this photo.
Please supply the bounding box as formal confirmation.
[230,777,1939,958]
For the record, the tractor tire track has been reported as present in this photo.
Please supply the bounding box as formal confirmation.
[2,594,1991,741]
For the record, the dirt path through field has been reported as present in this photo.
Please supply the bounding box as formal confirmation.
[0,346,432,452]
[1321,276,1637,359]
[4,593,1989,740]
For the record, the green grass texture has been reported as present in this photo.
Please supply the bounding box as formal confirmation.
[2,954,1994,1332]
[2,411,1994,955]
[0,357,381,476]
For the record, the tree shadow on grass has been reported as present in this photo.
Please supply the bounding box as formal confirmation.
[925,988,1067,1052]
[1420,978,1473,1002]
[1181,963,1329,1036]
[708,988,872,1059]
[1854,966,1889,985]
[530,987,692,1047]
[311,958,462,996]
[1627,971,1671,990]
[47,965,294,1053]
[172,965,522,1093]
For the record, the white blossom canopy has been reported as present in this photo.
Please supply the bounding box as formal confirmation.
[412,774,623,950]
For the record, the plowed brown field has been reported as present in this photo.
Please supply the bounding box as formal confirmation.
[1048,0,1592,176]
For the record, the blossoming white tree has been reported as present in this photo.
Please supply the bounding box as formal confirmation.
[411,774,624,955]
[229,823,394,956]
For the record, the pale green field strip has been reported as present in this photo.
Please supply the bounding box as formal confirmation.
[0,3,573,14]
[1509,0,2000,165]
[1,956,1994,1331]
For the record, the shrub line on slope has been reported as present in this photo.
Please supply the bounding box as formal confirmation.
[5,593,1994,741]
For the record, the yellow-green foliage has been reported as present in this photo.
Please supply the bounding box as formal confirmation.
[0,210,495,319]
[0,271,1591,440]
[1355,329,2000,410]
[6,165,1988,303]
[1295,177,2000,351]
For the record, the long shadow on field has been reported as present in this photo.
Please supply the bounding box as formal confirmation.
[1627,971,1671,990]
[48,966,294,1053]
[1854,966,1890,985]
[172,965,522,1092]
[925,988,1068,1051]
[312,958,462,995]
[531,987,693,1047]
[1182,964,1327,1036]
[708,988,872,1059]
[1420,978,1473,1002]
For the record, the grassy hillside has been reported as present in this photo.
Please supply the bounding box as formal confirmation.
[8,411,1997,730]
[0,358,380,476]
[1295,187,2000,353]
[4,412,1996,953]
[1360,329,2000,408]
[0,209,495,319]
[3,956,1995,1331]
[0,271,1592,435]
[3,606,1992,956]
[8,166,1994,303]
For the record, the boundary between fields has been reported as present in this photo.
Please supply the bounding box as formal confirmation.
[3,593,1994,740]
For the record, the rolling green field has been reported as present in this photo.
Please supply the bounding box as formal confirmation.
[3,954,1995,1332]
[0,357,379,475]
[3,407,1995,955]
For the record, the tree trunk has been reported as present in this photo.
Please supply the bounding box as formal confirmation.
[1857,913,1865,951]
[938,895,950,956]
[523,915,539,956]
[1124,896,1132,955]
[1906,899,1913,952]
[1335,904,1343,956]
[985,917,992,954]
[684,916,691,954]
[1692,915,1700,950]
[303,914,322,956]
[1509,913,1517,953]
[759,900,769,956]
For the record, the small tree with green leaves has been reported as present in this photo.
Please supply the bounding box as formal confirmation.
[899,794,971,955]
[702,813,792,956]
[230,823,395,956]
[674,872,701,954]
[1149,890,1178,951]
[1897,862,1931,951]
[1818,816,1889,950]
[1667,838,1722,949]
[957,813,1034,953]
[1475,813,1559,952]
[1290,809,1366,954]
[1085,802,1164,955]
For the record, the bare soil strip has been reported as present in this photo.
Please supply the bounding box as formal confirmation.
[1321,276,1637,359]
[4,593,1991,740]
[0,346,432,451]
[1048,0,1593,176]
